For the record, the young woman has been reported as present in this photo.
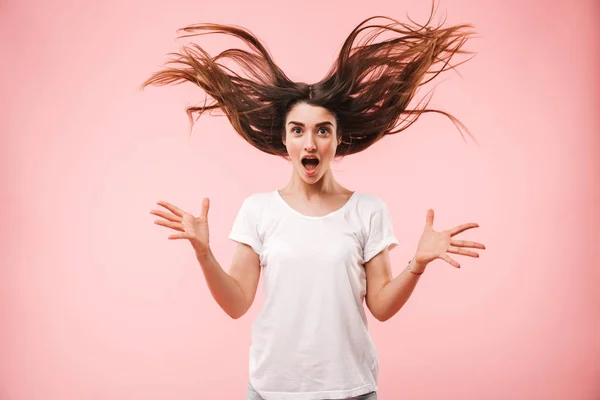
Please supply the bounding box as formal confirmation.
[145,4,485,399]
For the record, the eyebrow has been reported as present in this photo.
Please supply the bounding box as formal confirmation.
[287,121,334,127]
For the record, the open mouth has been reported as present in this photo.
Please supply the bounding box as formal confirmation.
[301,156,320,173]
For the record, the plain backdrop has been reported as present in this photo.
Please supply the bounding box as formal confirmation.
[2,0,599,399]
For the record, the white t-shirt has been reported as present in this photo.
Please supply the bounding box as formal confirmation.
[229,190,399,400]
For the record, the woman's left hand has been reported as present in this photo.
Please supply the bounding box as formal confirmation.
[414,209,485,269]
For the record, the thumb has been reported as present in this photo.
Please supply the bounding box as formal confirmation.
[201,197,210,218]
[425,209,434,229]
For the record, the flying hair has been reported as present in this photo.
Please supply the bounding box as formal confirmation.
[141,1,478,159]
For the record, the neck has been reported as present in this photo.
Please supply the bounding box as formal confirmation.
[282,168,341,199]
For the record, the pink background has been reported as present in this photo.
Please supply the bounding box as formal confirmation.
[2,0,599,399]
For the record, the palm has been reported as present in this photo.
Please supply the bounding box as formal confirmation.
[150,198,211,252]
[187,213,209,246]
[415,229,452,264]
[415,209,485,268]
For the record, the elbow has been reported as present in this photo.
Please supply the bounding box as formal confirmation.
[227,308,244,320]
[227,311,244,320]
[227,310,240,319]
[368,298,391,322]
[227,304,250,320]
[370,306,391,322]
[375,312,392,322]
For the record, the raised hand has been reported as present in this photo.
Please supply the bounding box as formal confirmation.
[414,209,485,269]
[150,198,211,253]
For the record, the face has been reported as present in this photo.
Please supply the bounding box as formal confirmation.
[282,102,341,183]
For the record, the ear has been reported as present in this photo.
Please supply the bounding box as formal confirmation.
[337,131,342,145]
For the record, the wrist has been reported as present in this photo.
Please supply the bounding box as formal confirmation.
[409,257,428,275]
[193,242,211,260]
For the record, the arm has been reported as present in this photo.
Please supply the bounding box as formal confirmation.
[195,242,261,320]
[365,248,426,322]
[151,198,261,320]
[365,208,485,322]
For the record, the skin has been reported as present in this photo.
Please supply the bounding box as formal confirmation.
[149,101,486,321]
[278,101,353,216]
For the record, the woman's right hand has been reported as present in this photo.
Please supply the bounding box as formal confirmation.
[150,198,211,254]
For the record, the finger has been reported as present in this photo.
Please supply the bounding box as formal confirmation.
[154,219,184,232]
[168,233,193,240]
[440,253,460,268]
[448,223,479,237]
[201,197,210,219]
[451,239,485,249]
[447,246,479,258]
[425,209,434,229]
[157,201,184,217]
[149,209,182,223]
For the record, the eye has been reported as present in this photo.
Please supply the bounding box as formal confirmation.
[291,127,302,134]
[318,127,330,135]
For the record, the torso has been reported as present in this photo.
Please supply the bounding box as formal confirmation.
[234,189,391,398]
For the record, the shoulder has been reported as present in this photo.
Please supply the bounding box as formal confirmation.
[352,191,391,214]
[237,190,277,213]
[242,190,275,204]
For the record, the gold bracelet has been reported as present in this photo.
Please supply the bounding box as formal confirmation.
[408,260,424,275]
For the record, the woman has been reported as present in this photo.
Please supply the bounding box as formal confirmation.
[145,3,485,399]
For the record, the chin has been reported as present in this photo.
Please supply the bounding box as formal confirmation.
[298,168,323,183]
[302,176,321,184]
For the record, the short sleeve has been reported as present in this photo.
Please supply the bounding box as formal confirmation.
[363,201,399,263]
[228,196,262,255]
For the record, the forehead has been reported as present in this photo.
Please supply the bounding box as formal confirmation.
[285,102,336,124]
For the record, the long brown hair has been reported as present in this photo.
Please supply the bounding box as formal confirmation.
[140,2,477,158]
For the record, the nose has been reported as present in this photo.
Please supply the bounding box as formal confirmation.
[303,132,316,152]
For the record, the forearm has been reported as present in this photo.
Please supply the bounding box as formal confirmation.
[374,259,427,322]
[194,246,247,319]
